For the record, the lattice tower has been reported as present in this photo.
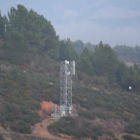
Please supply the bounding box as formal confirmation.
[60,60,75,115]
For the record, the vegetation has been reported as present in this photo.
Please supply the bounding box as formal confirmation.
[123,135,140,140]
[0,4,60,133]
[0,133,4,140]
[72,40,96,54]
[113,45,140,67]
[125,122,140,136]
[77,41,140,92]
[72,40,85,54]
[48,116,114,140]
[0,4,140,139]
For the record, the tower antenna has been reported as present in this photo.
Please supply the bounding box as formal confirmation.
[60,60,75,115]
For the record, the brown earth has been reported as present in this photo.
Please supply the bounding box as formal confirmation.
[39,101,55,117]
[32,118,65,139]
[2,100,140,140]
[34,100,66,139]
[1,116,140,140]
[0,119,65,140]
[117,133,140,140]
[0,130,62,140]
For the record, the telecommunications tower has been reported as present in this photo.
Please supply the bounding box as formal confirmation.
[60,60,75,115]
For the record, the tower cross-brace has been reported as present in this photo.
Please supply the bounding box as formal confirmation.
[60,60,75,115]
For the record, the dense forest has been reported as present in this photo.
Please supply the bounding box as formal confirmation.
[72,40,140,67]
[0,4,140,140]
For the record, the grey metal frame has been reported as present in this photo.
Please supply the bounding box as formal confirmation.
[60,61,74,115]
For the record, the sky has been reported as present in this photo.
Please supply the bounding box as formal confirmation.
[0,0,140,47]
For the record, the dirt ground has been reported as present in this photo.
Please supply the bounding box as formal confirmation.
[32,118,65,140]
[117,133,140,140]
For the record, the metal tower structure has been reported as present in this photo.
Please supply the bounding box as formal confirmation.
[60,60,75,115]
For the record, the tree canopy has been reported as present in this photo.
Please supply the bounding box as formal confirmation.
[0,5,140,138]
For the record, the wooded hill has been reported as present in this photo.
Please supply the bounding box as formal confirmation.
[114,45,140,67]
[0,5,140,140]
[72,40,140,67]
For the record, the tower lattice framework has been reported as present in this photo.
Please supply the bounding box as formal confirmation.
[60,60,75,115]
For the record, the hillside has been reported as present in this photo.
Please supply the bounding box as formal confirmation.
[0,4,140,140]
[72,40,140,68]
[113,45,140,67]
[72,40,95,54]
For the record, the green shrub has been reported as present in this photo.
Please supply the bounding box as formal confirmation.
[10,121,31,134]
[0,134,4,140]
[125,122,140,135]
[123,135,140,140]
[48,116,114,139]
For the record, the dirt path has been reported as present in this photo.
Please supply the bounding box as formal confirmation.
[117,132,140,140]
[0,118,66,140]
[32,118,65,140]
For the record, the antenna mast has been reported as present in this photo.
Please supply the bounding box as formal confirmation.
[60,60,75,115]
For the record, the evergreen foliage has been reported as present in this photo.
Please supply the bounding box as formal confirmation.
[48,116,114,139]
[114,45,140,67]
[72,40,85,54]
[59,39,78,61]
[93,41,119,77]
[123,135,140,140]
[0,11,7,39]
[78,47,94,75]
[0,4,140,139]
[3,4,59,64]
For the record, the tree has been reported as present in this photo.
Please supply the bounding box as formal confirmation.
[5,26,28,64]
[0,11,7,40]
[116,62,140,92]
[78,47,94,75]
[59,39,78,61]
[93,41,119,77]
[72,40,85,54]
[85,42,95,52]
[4,4,59,64]
[0,39,4,48]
